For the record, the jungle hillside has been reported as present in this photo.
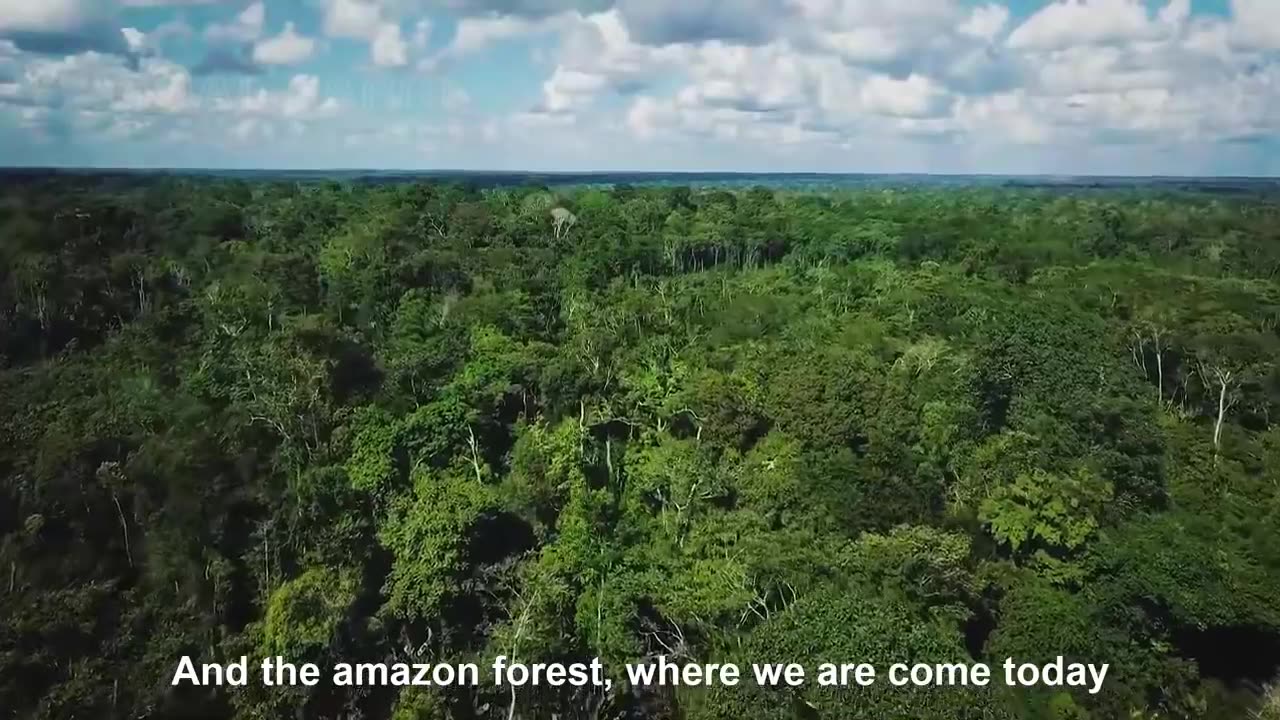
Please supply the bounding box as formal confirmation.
[2,175,1280,720]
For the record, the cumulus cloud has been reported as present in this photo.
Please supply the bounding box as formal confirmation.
[527,11,684,103]
[418,11,570,71]
[195,4,320,75]
[0,41,349,153]
[205,1,266,44]
[120,22,194,57]
[595,0,1280,160]
[371,23,409,66]
[444,13,566,56]
[959,4,1010,41]
[120,0,224,6]
[229,116,271,142]
[859,74,951,117]
[3,0,1279,172]
[1006,0,1170,51]
[0,0,130,56]
[215,75,341,120]
[409,0,612,18]
[537,4,989,137]
[324,0,384,40]
[1228,0,1280,50]
[122,27,148,54]
[1,52,198,119]
[797,1,982,72]
[323,0,426,68]
[193,1,273,74]
[535,66,607,114]
[253,22,317,66]
[0,0,114,34]
[112,63,196,113]
[615,0,786,46]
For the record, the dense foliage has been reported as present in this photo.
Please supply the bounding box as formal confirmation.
[2,176,1280,720]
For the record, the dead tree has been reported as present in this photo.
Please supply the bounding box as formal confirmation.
[1131,325,1169,408]
[1197,361,1239,465]
[551,207,577,239]
[466,423,485,483]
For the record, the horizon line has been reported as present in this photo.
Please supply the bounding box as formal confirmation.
[2,166,1280,181]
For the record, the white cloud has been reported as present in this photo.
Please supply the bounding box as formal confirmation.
[794,0,969,66]
[859,73,951,117]
[3,0,1279,173]
[529,10,687,103]
[0,0,193,57]
[0,35,348,156]
[411,0,608,18]
[371,22,408,67]
[543,7,988,147]
[230,116,272,142]
[120,21,196,56]
[122,27,148,53]
[1031,45,1171,95]
[1184,17,1232,60]
[623,91,834,150]
[216,74,341,120]
[103,116,153,140]
[323,0,383,40]
[1007,0,1168,51]
[206,1,266,44]
[6,52,198,115]
[596,0,1280,160]
[537,66,607,113]
[0,0,113,34]
[953,91,1052,144]
[0,0,127,55]
[1159,0,1192,26]
[812,26,908,64]
[626,96,669,139]
[616,0,783,46]
[112,61,196,113]
[684,43,815,112]
[226,2,1280,166]
[253,22,317,65]
[323,0,429,68]
[1229,0,1280,50]
[120,0,222,6]
[444,13,567,56]
[959,4,1010,41]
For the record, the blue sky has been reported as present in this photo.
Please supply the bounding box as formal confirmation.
[0,0,1277,174]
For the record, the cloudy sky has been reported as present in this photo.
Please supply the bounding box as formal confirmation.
[0,0,1277,174]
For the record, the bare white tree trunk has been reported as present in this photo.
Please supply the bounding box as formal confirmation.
[112,491,133,568]
[1156,342,1164,406]
[1202,364,1236,466]
[505,586,541,720]
[1214,375,1228,459]
[467,424,484,483]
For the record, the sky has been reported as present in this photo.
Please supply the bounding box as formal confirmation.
[0,0,1277,174]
